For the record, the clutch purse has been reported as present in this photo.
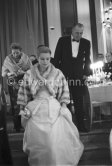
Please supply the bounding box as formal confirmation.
[24,107,31,118]
[19,107,31,119]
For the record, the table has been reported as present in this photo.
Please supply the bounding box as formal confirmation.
[82,83,112,130]
[87,83,112,128]
[88,83,112,102]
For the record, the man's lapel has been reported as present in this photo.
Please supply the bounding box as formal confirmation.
[67,36,73,58]
[77,38,84,58]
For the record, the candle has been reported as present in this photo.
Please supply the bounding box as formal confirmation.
[93,67,95,75]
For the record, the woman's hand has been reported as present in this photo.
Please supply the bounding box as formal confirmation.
[17,69,25,75]
[7,72,16,77]
[60,103,72,121]
[19,109,31,119]
[61,103,67,108]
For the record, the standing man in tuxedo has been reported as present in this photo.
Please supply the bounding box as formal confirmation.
[53,23,91,132]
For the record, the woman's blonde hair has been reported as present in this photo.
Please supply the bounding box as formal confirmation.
[37,45,51,57]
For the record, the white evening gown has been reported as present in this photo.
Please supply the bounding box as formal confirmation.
[109,129,112,162]
[22,89,84,166]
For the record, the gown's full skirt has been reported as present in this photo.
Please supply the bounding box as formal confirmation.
[22,95,84,166]
[109,129,112,162]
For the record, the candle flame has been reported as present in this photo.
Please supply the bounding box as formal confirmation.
[90,61,104,69]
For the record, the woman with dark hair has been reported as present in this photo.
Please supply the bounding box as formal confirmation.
[29,54,38,65]
[17,46,84,166]
[2,43,32,132]
[0,77,13,165]
[104,52,112,80]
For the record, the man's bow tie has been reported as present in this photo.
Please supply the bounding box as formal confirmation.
[72,39,79,42]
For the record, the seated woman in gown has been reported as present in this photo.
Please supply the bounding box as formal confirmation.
[95,53,112,119]
[17,45,84,166]
[101,52,112,118]
[2,43,32,132]
[104,52,112,80]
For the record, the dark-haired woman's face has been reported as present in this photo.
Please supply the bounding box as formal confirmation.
[38,52,51,68]
[12,49,21,59]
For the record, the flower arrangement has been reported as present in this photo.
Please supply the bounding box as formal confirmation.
[87,71,112,86]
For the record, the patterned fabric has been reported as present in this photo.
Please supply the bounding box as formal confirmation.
[2,52,32,77]
[17,64,70,107]
[22,98,84,166]
[2,52,32,131]
[17,64,84,166]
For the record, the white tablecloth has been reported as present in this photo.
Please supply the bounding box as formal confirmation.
[88,84,112,102]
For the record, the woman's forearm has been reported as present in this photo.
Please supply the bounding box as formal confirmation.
[61,102,67,107]
[20,105,25,111]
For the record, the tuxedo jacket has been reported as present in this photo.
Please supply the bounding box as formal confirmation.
[54,35,91,79]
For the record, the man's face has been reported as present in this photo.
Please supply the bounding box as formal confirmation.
[12,49,21,59]
[106,53,112,63]
[98,54,104,61]
[72,25,84,41]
